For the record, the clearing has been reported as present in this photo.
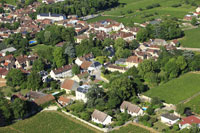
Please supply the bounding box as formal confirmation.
[0,111,98,133]
[144,73,200,104]
[179,27,200,48]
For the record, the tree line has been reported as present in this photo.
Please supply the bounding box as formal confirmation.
[137,19,184,42]
[36,0,119,17]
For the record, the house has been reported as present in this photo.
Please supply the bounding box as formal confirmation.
[126,56,143,68]
[37,13,66,21]
[120,101,143,116]
[161,113,179,125]
[15,55,37,70]
[76,85,91,103]
[179,115,200,130]
[88,61,101,72]
[34,94,55,106]
[151,39,168,46]
[196,7,200,13]
[57,96,72,107]
[0,47,16,56]
[91,109,112,125]
[61,79,79,94]
[71,71,89,82]
[76,34,88,43]
[50,65,73,79]
[170,40,180,46]
[107,64,128,73]
[80,61,92,71]
[0,68,8,78]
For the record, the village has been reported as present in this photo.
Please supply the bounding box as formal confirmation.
[1,0,200,132]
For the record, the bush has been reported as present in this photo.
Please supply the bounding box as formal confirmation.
[146,106,155,115]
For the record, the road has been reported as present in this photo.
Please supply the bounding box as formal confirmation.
[177,47,200,52]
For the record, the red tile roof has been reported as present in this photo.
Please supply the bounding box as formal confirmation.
[61,79,74,90]
[180,116,200,125]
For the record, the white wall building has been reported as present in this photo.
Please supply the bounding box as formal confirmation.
[91,109,112,125]
[120,101,143,116]
[75,85,91,103]
[161,113,179,125]
[37,13,66,21]
[50,65,73,80]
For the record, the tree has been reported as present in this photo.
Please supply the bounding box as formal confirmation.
[11,98,27,119]
[136,28,149,42]
[72,65,80,75]
[32,58,45,72]
[53,47,66,68]
[51,81,59,90]
[64,42,76,58]
[27,71,42,91]
[146,106,154,115]
[86,85,106,109]
[6,69,25,87]
[80,112,90,121]
[114,38,126,50]
[129,40,139,50]
[191,17,198,26]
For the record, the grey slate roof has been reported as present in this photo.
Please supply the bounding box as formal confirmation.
[161,113,179,121]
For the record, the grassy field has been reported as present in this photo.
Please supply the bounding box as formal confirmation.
[31,44,54,53]
[111,124,150,133]
[179,27,200,48]
[144,73,200,104]
[184,95,200,114]
[88,0,197,25]
[0,111,98,133]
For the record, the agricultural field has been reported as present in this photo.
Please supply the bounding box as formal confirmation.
[88,0,198,25]
[0,111,98,133]
[111,124,150,133]
[144,73,200,104]
[179,27,200,48]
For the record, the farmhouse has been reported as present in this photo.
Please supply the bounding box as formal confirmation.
[91,109,112,125]
[161,113,179,125]
[179,115,200,130]
[61,79,79,94]
[50,65,73,79]
[120,101,143,116]
[37,13,66,21]
[76,85,91,103]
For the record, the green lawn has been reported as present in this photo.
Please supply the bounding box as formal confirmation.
[184,95,200,114]
[0,111,97,133]
[144,73,200,104]
[111,124,150,133]
[88,0,197,25]
[153,122,168,132]
[31,44,54,53]
[179,27,200,48]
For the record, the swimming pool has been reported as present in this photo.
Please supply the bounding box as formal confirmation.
[29,40,37,44]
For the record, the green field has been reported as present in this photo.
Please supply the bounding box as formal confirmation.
[111,124,150,133]
[184,95,200,114]
[88,0,197,25]
[0,111,97,133]
[144,73,200,104]
[180,28,200,48]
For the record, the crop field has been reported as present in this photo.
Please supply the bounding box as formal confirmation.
[0,111,98,133]
[179,27,200,48]
[144,73,200,104]
[88,0,197,25]
[111,124,150,133]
